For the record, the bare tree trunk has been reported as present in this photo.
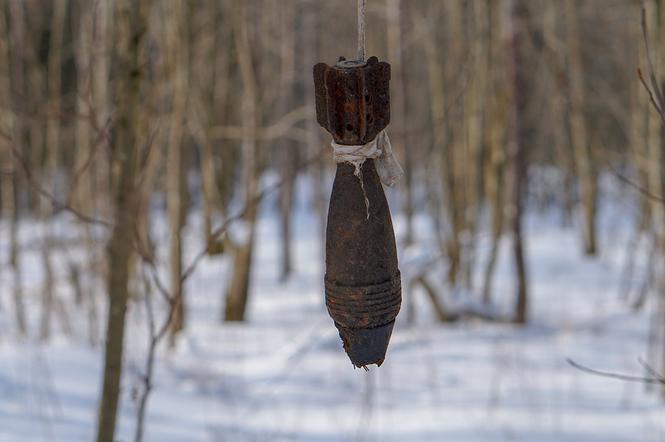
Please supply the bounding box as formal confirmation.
[421,4,459,285]
[386,0,413,245]
[92,0,112,220]
[22,3,46,213]
[277,0,296,281]
[95,1,150,440]
[198,123,223,243]
[632,3,652,237]
[133,11,164,261]
[0,4,26,334]
[57,1,111,342]
[543,2,575,226]
[444,1,465,287]
[165,0,189,345]
[504,0,529,324]
[40,0,67,341]
[642,11,664,387]
[646,0,665,400]
[646,1,664,241]
[73,0,93,214]
[482,0,506,304]
[74,0,100,345]
[224,0,259,322]
[462,0,490,289]
[302,0,325,246]
[565,0,598,256]
[214,1,235,218]
[190,0,229,249]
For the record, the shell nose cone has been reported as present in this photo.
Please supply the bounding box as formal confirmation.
[336,321,395,368]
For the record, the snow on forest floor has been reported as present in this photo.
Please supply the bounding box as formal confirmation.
[1,189,665,441]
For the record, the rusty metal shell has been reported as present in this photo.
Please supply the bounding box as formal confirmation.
[314,56,401,368]
[314,56,391,145]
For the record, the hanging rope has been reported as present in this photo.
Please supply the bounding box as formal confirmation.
[358,0,366,61]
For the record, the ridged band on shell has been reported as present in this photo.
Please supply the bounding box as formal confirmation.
[324,271,401,329]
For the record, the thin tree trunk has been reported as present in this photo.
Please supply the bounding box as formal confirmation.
[212,0,232,215]
[277,0,296,281]
[504,0,529,324]
[192,0,228,244]
[565,0,598,256]
[445,1,465,287]
[95,1,150,440]
[302,0,325,245]
[646,1,664,241]
[189,10,227,244]
[24,4,46,214]
[224,0,259,322]
[69,0,110,343]
[632,4,652,237]
[0,4,26,334]
[194,0,229,244]
[482,0,506,304]
[421,5,458,285]
[40,0,67,341]
[166,0,189,345]
[74,0,99,345]
[386,0,413,245]
[648,0,665,400]
[73,0,93,214]
[92,0,112,220]
[462,0,490,289]
[642,8,664,386]
[543,2,575,227]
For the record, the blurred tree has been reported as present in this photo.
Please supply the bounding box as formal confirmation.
[386,0,413,245]
[276,0,297,281]
[40,0,68,340]
[505,0,529,324]
[0,0,26,334]
[482,0,508,304]
[166,0,189,345]
[224,0,259,322]
[95,0,151,440]
[565,0,599,256]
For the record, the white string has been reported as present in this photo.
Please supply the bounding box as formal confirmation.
[358,0,366,61]
[331,130,404,219]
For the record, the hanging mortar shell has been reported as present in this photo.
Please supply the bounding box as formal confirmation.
[313,56,401,368]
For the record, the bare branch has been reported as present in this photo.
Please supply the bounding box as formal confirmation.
[638,357,665,381]
[606,160,665,203]
[129,144,327,440]
[639,4,665,128]
[640,5,665,114]
[1,127,112,227]
[567,358,665,384]
[179,145,327,285]
[209,105,312,141]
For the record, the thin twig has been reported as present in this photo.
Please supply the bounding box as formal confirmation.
[0,127,112,227]
[133,267,173,442]
[179,146,327,285]
[638,4,665,127]
[567,358,665,384]
[638,69,665,126]
[606,161,665,203]
[638,357,665,381]
[640,5,665,115]
[130,145,327,441]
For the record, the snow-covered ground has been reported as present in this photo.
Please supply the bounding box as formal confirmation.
[1,182,664,441]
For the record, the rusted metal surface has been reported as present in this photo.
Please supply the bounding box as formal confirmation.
[314,56,401,368]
